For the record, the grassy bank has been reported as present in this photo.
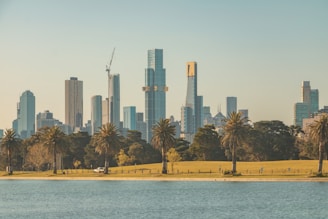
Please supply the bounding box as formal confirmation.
[1,160,328,179]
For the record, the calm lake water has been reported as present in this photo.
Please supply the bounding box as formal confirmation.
[0,180,327,219]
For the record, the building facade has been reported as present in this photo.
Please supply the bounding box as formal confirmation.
[108,74,120,129]
[294,102,309,127]
[123,106,136,130]
[17,90,35,139]
[65,77,83,132]
[143,49,168,142]
[91,95,102,135]
[226,96,237,118]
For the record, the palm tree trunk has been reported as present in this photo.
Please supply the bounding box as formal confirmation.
[162,146,167,174]
[318,142,324,175]
[53,145,57,174]
[232,144,237,174]
[104,156,109,174]
[7,147,13,175]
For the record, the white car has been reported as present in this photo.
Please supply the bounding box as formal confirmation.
[93,167,105,173]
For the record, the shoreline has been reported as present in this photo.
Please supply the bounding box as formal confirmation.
[1,176,328,182]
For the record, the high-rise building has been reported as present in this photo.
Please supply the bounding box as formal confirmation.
[136,112,147,141]
[238,109,249,120]
[17,90,35,139]
[65,77,83,132]
[310,89,319,115]
[91,95,102,135]
[226,96,237,117]
[36,110,62,130]
[294,102,309,127]
[183,62,203,139]
[108,74,120,129]
[102,98,109,125]
[143,49,168,142]
[302,81,311,105]
[123,106,136,130]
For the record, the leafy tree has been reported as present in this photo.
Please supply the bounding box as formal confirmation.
[167,148,181,172]
[253,120,298,160]
[117,149,131,166]
[40,126,67,174]
[66,132,90,168]
[152,118,176,174]
[174,138,192,161]
[222,112,249,173]
[25,143,51,171]
[91,123,121,174]
[0,129,21,174]
[189,125,225,161]
[309,114,328,175]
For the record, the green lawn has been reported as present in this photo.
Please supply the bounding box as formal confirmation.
[1,160,327,178]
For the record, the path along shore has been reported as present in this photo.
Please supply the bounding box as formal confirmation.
[1,176,328,182]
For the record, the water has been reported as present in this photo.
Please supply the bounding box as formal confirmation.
[0,180,327,219]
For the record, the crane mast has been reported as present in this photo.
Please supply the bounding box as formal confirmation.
[106,48,115,76]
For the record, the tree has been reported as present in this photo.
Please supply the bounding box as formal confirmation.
[25,143,51,171]
[309,114,328,175]
[91,123,121,174]
[222,112,249,174]
[152,118,176,174]
[167,148,181,173]
[189,125,225,161]
[0,129,21,174]
[117,149,131,166]
[40,126,67,174]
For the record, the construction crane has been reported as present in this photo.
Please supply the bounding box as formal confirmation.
[106,48,115,76]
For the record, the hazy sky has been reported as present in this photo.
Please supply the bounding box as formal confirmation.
[0,0,327,130]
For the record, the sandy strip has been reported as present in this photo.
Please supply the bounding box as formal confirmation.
[1,176,328,182]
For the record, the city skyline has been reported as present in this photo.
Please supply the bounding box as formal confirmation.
[1,1,327,130]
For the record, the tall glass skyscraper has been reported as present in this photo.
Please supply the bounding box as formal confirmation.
[123,106,136,130]
[310,89,319,115]
[17,90,35,139]
[65,77,83,132]
[91,95,102,135]
[143,49,167,142]
[108,74,120,129]
[226,96,237,118]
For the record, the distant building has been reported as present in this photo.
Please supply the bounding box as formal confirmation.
[123,106,136,130]
[310,89,319,115]
[65,77,83,132]
[102,98,109,125]
[136,112,147,141]
[0,129,3,139]
[169,115,181,139]
[108,74,120,129]
[294,102,310,127]
[91,95,102,135]
[17,90,35,139]
[36,110,62,130]
[143,49,168,142]
[226,96,237,118]
[238,109,249,120]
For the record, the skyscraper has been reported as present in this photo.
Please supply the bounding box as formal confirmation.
[302,81,311,105]
[65,77,83,132]
[91,95,102,135]
[310,89,319,115]
[294,102,309,127]
[102,98,109,125]
[17,90,35,139]
[143,49,168,142]
[108,74,120,129]
[226,96,237,117]
[123,106,136,130]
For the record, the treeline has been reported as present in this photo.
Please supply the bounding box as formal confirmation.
[0,120,324,171]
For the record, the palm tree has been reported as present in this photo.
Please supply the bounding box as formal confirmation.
[152,118,176,174]
[1,129,21,175]
[41,126,67,174]
[309,113,328,176]
[222,112,249,174]
[91,123,121,174]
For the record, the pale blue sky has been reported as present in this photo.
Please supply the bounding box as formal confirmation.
[0,0,327,129]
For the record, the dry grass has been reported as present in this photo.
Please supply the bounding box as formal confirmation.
[1,160,327,178]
